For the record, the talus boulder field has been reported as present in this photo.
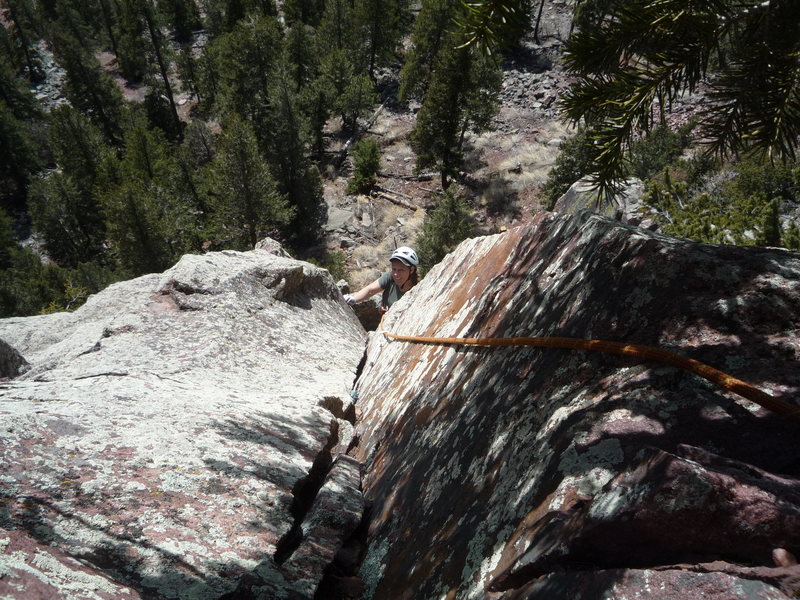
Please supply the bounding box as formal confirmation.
[354,210,800,599]
[0,245,366,599]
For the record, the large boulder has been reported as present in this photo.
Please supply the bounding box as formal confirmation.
[0,338,28,378]
[354,210,800,599]
[554,177,660,230]
[0,246,367,599]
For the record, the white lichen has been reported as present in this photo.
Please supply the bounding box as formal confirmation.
[588,482,651,520]
[359,537,390,599]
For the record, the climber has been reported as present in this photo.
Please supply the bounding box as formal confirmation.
[343,246,419,312]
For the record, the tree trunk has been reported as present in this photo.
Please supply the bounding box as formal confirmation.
[7,3,40,81]
[533,0,546,43]
[98,0,120,57]
[441,169,450,190]
[143,1,183,140]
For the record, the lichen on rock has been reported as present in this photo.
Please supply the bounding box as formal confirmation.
[353,210,800,599]
[0,244,367,599]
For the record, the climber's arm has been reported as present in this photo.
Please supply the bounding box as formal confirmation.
[344,278,383,305]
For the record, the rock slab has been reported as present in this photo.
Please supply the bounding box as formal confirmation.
[0,247,367,599]
[354,210,800,599]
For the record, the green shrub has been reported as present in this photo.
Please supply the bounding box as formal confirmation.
[784,221,800,251]
[628,123,693,181]
[307,251,348,283]
[541,123,694,211]
[347,138,381,194]
[727,156,796,203]
[644,165,798,249]
[540,128,592,209]
[1,208,124,316]
[673,151,719,192]
[416,187,475,275]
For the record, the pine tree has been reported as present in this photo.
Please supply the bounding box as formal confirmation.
[96,123,198,273]
[0,100,41,203]
[784,221,800,251]
[1,208,119,317]
[316,48,378,132]
[300,78,330,156]
[0,241,64,317]
[204,115,291,249]
[197,0,224,37]
[540,128,592,209]
[203,15,281,120]
[141,0,183,139]
[173,121,216,219]
[756,198,781,247]
[181,119,217,167]
[116,0,150,81]
[353,0,408,78]
[121,119,174,180]
[0,206,17,271]
[101,179,178,273]
[317,0,355,54]
[97,0,120,56]
[411,39,501,188]
[157,0,201,43]
[27,106,108,267]
[284,23,318,88]
[0,19,23,74]
[347,138,381,194]
[28,173,101,266]
[51,30,125,145]
[0,61,39,119]
[3,0,44,81]
[398,0,458,101]
[558,0,800,200]
[337,73,378,131]
[319,48,354,106]
[177,44,202,105]
[48,1,103,54]
[194,44,221,109]
[264,67,324,245]
[224,0,247,29]
[283,0,324,27]
[48,104,106,191]
[416,186,474,274]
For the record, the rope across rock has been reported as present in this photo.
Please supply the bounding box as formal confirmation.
[383,331,800,425]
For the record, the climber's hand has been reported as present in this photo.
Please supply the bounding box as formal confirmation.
[343,294,356,305]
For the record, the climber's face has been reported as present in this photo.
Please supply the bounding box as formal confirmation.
[390,259,412,289]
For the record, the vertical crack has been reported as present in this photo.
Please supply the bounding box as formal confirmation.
[321,396,356,425]
[274,418,340,565]
[313,502,373,600]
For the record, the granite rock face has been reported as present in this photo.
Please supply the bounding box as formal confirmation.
[0,247,367,599]
[554,177,659,230]
[354,210,800,599]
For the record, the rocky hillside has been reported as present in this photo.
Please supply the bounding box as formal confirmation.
[321,2,576,290]
[2,211,799,599]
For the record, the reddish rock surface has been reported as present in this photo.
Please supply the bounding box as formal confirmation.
[0,247,366,599]
[4,213,799,599]
[354,210,800,599]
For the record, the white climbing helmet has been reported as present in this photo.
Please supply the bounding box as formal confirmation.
[390,246,419,266]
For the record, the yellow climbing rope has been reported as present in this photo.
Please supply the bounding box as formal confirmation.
[383,332,800,425]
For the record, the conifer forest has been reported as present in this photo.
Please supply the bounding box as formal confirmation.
[1,0,799,317]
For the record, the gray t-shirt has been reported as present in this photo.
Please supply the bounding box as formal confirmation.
[378,271,405,309]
